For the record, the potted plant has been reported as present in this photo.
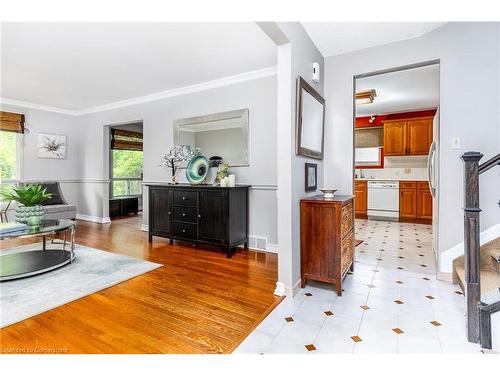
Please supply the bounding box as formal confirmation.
[0,184,53,227]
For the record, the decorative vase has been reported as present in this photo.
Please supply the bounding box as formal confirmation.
[15,205,44,226]
[186,155,209,185]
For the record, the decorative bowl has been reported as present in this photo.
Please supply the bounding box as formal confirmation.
[319,188,338,200]
[186,155,209,184]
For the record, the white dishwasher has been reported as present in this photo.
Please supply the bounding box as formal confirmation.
[367,180,400,220]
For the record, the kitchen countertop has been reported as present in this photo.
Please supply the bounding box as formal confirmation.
[355,178,429,182]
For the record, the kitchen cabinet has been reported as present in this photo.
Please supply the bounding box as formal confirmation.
[417,182,433,220]
[354,180,367,219]
[399,181,432,224]
[383,117,433,156]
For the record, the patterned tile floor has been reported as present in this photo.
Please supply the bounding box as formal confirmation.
[235,219,481,354]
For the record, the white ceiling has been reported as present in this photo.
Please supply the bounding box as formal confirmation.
[302,22,445,57]
[1,23,277,110]
[355,64,439,116]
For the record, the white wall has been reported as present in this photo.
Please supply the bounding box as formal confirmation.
[0,104,80,207]
[324,22,500,272]
[77,75,279,245]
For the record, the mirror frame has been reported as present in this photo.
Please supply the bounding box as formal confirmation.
[173,108,250,167]
[295,76,325,160]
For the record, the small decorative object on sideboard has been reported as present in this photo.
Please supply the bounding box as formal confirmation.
[186,155,209,185]
[0,184,53,227]
[215,161,229,184]
[319,188,338,200]
[305,163,317,192]
[160,146,202,184]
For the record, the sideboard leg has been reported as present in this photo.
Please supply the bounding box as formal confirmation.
[169,238,173,245]
[148,234,153,243]
[335,282,342,297]
[244,241,249,250]
[226,246,232,258]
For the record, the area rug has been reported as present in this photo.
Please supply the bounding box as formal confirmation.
[0,243,162,328]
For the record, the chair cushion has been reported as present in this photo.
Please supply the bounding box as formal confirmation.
[40,183,64,205]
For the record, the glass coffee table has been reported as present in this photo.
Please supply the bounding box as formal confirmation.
[0,219,76,281]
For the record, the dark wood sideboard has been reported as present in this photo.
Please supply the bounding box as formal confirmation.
[147,184,250,258]
[300,195,355,296]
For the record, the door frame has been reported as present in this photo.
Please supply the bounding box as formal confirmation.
[352,60,441,269]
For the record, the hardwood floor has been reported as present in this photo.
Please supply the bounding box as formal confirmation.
[0,216,281,354]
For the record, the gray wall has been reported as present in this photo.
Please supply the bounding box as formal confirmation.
[0,104,80,207]
[323,22,500,271]
[77,75,278,245]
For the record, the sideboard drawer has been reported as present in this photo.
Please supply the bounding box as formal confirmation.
[173,190,198,206]
[173,206,198,223]
[341,202,354,239]
[173,222,198,239]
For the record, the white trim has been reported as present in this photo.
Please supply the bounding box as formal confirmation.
[76,214,111,224]
[1,67,278,117]
[266,243,278,253]
[77,67,277,115]
[440,223,500,273]
[140,223,278,253]
[0,97,77,115]
[274,279,301,298]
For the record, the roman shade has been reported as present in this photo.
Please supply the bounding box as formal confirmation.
[0,111,25,133]
[111,129,143,151]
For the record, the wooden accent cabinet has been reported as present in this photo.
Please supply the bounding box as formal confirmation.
[300,195,355,296]
[147,184,249,258]
[399,181,432,224]
[354,180,367,219]
[383,117,433,156]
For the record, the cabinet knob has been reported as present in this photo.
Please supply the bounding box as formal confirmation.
[182,212,186,216]
[198,214,201,218]
[182,196,186,200]
[182,229,186,233]
[168,211,171,215]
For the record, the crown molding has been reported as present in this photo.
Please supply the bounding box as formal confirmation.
[76,66,277,115]
[0,97,78,116]
[1,66,277,117]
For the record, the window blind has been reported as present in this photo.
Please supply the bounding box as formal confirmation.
[111,129,143,151]
[0,111,25,133]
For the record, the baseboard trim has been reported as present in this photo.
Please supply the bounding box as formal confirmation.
[76,214,111,224]
[274,279,301,298]
[140,224,148,232]
[440,223,500,273]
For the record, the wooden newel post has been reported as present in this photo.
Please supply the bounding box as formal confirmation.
[461,151,483,344]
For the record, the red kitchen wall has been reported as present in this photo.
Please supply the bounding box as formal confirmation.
[356,109,437,128]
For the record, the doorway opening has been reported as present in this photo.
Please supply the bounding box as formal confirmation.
[107,121,144,220]
[352,61,440,272]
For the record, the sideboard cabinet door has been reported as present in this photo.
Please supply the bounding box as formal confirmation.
[198,190,228,244]
[149,188,172,236]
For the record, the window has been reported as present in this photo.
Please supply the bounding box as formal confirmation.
[111,149,143,197]
[110,127,143,198]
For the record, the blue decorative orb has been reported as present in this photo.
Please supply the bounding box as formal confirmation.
[186,155,209,184]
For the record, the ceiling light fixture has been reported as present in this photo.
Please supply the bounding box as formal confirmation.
[355,89,377,105]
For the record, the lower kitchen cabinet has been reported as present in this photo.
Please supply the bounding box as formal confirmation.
[399,181,432,224]
[354,180,367,219]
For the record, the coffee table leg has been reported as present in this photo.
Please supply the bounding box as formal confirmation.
[70,225,75,262]
[43,235,46,250]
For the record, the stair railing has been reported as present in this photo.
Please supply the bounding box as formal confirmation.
[461,151,500,346]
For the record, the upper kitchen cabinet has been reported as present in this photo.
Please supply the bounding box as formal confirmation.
[383,116,433,156]
[383,120,407,156]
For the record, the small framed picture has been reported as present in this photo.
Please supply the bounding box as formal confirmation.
[38,133,67,159]
[305,163,317,192]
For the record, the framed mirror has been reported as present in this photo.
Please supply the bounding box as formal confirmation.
[173,109,249,167]
[295,77,325,160]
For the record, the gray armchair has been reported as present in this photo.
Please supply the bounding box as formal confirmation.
[24,181,77,221]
